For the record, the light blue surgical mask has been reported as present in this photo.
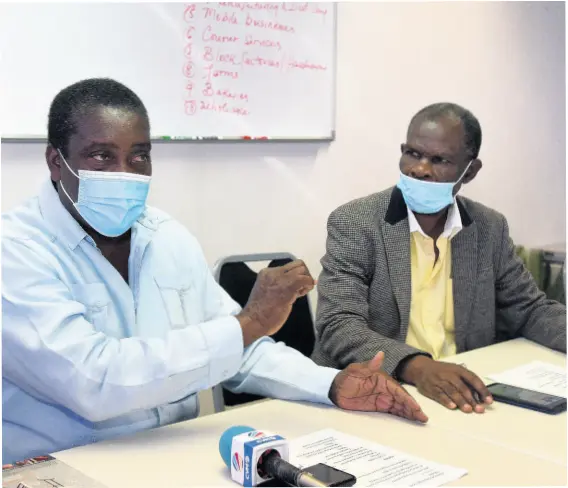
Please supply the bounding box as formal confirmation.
[58,150,151,237]
[397,160,473,214]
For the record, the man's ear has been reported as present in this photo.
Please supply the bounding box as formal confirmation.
[462,159,482,185]
[45,144,62,182]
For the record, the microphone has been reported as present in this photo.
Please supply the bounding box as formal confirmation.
[219,426,327,487]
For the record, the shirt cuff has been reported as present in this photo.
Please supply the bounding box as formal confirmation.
[197,316,244,387]
[311,366,341,406]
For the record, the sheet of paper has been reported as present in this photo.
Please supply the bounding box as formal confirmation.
[488,360,567,398]
[289,429,467,487]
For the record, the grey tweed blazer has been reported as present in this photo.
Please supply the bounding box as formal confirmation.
[311,187,567,375]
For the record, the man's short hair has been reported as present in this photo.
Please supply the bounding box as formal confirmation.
[48,78,148,156]
[409,102,482,159]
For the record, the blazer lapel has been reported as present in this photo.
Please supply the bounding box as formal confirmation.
[451,220,478,352]
[382,188,412,337]
[383,221,412,336]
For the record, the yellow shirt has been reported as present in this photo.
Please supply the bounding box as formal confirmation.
[405,202,462,360]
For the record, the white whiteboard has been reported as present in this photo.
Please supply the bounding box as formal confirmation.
[0,2,335,140]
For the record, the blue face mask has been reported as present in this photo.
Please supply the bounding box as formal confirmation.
[397,160,473,214]
[58,150,151,237]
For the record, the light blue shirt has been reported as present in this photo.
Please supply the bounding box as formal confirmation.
[2,180,339,464]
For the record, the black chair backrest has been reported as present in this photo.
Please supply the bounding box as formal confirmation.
[218,258,316,406]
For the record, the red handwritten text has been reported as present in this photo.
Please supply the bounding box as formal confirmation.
[219,2,279,14]
[184,100,197,115]
[183,61,196,78]
[183,5,197,117]
[245,14,295,33]
[203,50,282,69]
[313,6,328,17]
[242,52,281,69]
[201,83,248,102]
[214,69,240,79]
[202,82,214,96]
[202,7,239,24]
[217,52,240,65]
[200,100,250,116]
[288,60,327,71]
[281,2,308,13]
[184,4,196,22]
[202,25,240,43]
[217,88,249,102]
[204,64,240,81]
[244,35,282,51]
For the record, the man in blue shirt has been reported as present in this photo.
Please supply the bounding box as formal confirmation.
[2,78,427,464]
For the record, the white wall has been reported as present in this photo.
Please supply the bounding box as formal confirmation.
[2,1,565,287]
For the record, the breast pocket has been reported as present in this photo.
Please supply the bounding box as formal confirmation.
[70,283,111,331]
[155,276,201,328]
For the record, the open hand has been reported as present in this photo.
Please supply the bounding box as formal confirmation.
[329,352,428,423]
[400,356,493,413]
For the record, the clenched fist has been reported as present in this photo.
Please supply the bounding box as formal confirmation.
[237,260,316,346]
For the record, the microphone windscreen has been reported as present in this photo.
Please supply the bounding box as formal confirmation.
[219,425,255,468]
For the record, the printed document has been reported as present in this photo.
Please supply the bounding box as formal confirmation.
[289,429,467,486]
[488,361,566,398]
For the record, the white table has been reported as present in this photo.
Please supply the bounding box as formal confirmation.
[408,338,567,465]
[54,339,566,487]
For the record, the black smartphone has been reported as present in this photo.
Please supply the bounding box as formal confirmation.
[302,463,357,487]
[258,463,356,487]
[487,382,567,415]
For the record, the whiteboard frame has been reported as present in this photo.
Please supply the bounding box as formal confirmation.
[1,4,337,143]
[1,133,335,144]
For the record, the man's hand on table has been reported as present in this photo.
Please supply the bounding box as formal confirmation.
[399,356,493,413]
[329,351,429,423]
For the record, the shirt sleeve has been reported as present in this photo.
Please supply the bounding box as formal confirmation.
[224,337,340,406]
[2,237,245,423]
[183,228,340,407]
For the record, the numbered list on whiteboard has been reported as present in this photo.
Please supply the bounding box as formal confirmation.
[181,2,333,135]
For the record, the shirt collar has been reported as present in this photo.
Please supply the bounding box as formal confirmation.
[38,179,89,250]
[407,199,463,239]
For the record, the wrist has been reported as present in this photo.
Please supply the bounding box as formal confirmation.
[236,312,261,347]
[397,354,432,385]
[328,375,338,406]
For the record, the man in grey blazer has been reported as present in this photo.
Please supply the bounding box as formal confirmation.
[312,102,566,415]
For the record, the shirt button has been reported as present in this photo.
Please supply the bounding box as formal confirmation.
[222,370,229,378]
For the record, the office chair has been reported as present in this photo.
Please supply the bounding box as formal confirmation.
[211,253,316,412]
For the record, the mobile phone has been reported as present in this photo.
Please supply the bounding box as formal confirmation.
[302,463,357,487]
[487,382,567,415]
[258,463,356,487]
